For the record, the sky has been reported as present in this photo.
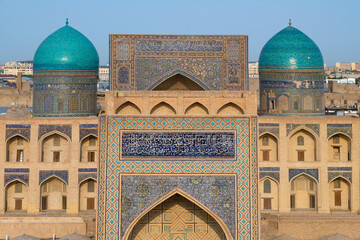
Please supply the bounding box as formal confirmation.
[0,0,359,66]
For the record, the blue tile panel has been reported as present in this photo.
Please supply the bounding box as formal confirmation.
[328,167,352,171]
[259,123,279,127]
[259,125,279,138]
[78,168,97,173]
[78,173,97,184]
[120,175,236,239]
[328,172,352,183]
[5,168,30,173]
[110,35,247,91]
[121,131,235,158]
[286,123,320,137]
[327,124,352,138]
[80,124,98,128]
[38,125,72,140]
[6,124,31,141]
[79,128,98,141]
[5,174,29,186]
[4,168,30,186]
[260,167,280,171]
[260,172,280,183]
[260,80,324,90]
[39,170,68,185]
[289,169,318,182]
[136,40,223,52]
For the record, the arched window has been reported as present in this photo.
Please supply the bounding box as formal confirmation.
[262,136,269,146]
[297,136,304,146]
[264,180,271,193]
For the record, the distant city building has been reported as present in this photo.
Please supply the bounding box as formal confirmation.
[248,61,259,78]
[352,61,360,71]
[335,62,351,72]
[4,61,33,76]
[99,65,109,81]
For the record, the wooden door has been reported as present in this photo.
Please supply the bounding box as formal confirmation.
[87,198,95,210]
[15,199,22,210]
[264,198,271,210]
[335,191,341,206]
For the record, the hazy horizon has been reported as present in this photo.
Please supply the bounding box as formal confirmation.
[0,0,359,66]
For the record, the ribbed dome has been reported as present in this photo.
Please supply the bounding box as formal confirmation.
[33,24,99,71]
[259,26,323,69]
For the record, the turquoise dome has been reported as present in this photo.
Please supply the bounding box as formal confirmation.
[33,24,99,71]
[259,26,323,69]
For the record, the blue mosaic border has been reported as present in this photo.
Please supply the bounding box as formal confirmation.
[38,125,72,140]
[289,169,318,182]
[328,167,352,171]
[79,173,97,184]
[286,124,320,137]
[39,170,68,185]
[327,124,352,138]
[260,167,280,171]
[5,174,29,186]
[78,168,97,173]
[6,124,31,141]
[5,168,30,173]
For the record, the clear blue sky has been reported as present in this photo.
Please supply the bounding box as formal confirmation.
[0,0,359,66]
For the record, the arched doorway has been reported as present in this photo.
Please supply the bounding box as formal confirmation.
[152,74,206,91]
[260,178,279,211]
[80,135,98,162]
[328,133,351,161]
[289,129,317,162]
[290,174,317,210]
[259,133,278,161]
[329,177,350,211]
[6,135,29,163]
[79,179,97,211]
[128,194,227,240]
[40,177,67,211]
[5,181,28,212]
[41,132,70,163]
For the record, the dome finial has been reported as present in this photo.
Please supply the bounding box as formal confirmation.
[66,18,69,26]
[289,19,292,26]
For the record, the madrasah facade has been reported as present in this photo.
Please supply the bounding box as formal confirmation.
[0,20,359,240]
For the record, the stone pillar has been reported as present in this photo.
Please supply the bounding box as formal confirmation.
[318,122,330,213]
[28,123,40,214]
[351,120,359,213]
[278,121,290,213]
[67,123,80,214]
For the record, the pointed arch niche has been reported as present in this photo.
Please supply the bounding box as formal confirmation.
[260,178,279,211]
[116,101,141,115]
[329,177,350,211]
[259,133,278,161]
[150,102,176,115]
[80,135,98,163]
[328,133,351,162]
[289,129,317,162]
[40,176,67,211]
[6,135,29,163]
[185,102,209,115]
[5,180,28,212]
[217,102,244,115]
[40,132,70,163]
[152,73,206,91]
[290,174,317,210]
[79,178,97,211]
[125,191,231,240]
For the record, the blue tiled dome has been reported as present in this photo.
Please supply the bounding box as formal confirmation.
[259,26,323,69]
[33,24,99,71]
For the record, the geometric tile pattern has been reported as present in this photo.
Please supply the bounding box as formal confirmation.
[286,123,320,137]
[259,167,280,183]
[4,168,30,186]
[289,169,318,182]
[6,124,31,141]
[39,170,68,185]
[259,123,279,138]
[120,175,236,239]
[328,167,352,183]
[327,124,352,138]
[97,116,258,240]
[79,124,98,141]
[128,194,226,240]
[109,35,248,91]
[78,173,97,184]
[38,125,72,140]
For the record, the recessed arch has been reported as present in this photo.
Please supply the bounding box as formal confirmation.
[289,172,318,183]
[40,176,67,211]
[217,102,244,115]
[260,177,279,211]
[328,133,351,161]
[185,102,209,115]
[79,179,97,211]
[116,101,141,115]
[5,178,29,188]
[5,180,28,212]
[6,133,30,144]
[148,71,209,91]
[259,132,279,141]
[39,131,70,163]
[150,101,176,115]
[6,135,29,163]
[259,133,278,161]
[329,176,351,211]
[289,128,317,162]
[290,174,317,210]
[124,188,232,240]
[80,134,98,163]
